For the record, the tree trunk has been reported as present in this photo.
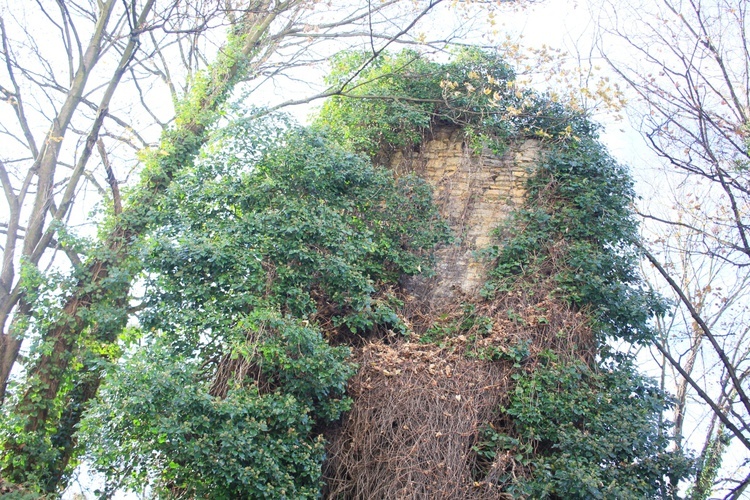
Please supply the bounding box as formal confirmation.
[3,4,280,484]
[0,0,119,399]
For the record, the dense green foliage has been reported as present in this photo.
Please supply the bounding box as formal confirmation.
[0,30,272,492]
[480,355,693,499]
[315,49,693,497]
[486,138,665,345]
[82,314,351,498]
[316,49,594,160]
[482,138,692,497]
[141,124,448,341]
[80,116,449,496]
[318,49,660,347]
[15,48,692,498]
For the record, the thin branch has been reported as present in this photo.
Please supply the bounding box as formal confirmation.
[0,15,40,159]
[97,139,121,215]
[639,242,750,420]
[651,340,750,451]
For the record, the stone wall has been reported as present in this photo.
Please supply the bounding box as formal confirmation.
[391,127,539,310]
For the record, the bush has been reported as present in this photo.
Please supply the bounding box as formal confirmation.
[487,356,694,499]
[81,321,345,498]
[81,117,449,497]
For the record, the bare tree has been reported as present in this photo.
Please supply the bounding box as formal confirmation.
[596,0,750,496]
[0,0,516,491]
[0,0,239,404]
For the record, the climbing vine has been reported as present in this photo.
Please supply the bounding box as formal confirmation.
[316,48,694,497]
[486,137,665,345]
[1,26,295,491]
[316,48,595,161]
[479,137,693,496]
[80,116,449,496]
[480,354,693,499]
[16,48,696,498]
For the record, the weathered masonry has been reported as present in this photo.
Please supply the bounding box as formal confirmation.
[392,126,538,308]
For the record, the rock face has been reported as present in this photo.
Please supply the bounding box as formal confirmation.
[392,126,539,310]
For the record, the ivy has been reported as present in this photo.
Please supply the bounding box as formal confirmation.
[81,115,449,496]
[81,322,342,499]
[482,356,694,499]
[0,22,271,490]
[315,48,694,497]
[316,48,594,161]
[138,123,449,353]
[487,138,665,344]
[72,48,696,498]
[316,49,658,343]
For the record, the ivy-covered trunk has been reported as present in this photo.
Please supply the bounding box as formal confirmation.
[1,6,280,488]
[0,0,121,403]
